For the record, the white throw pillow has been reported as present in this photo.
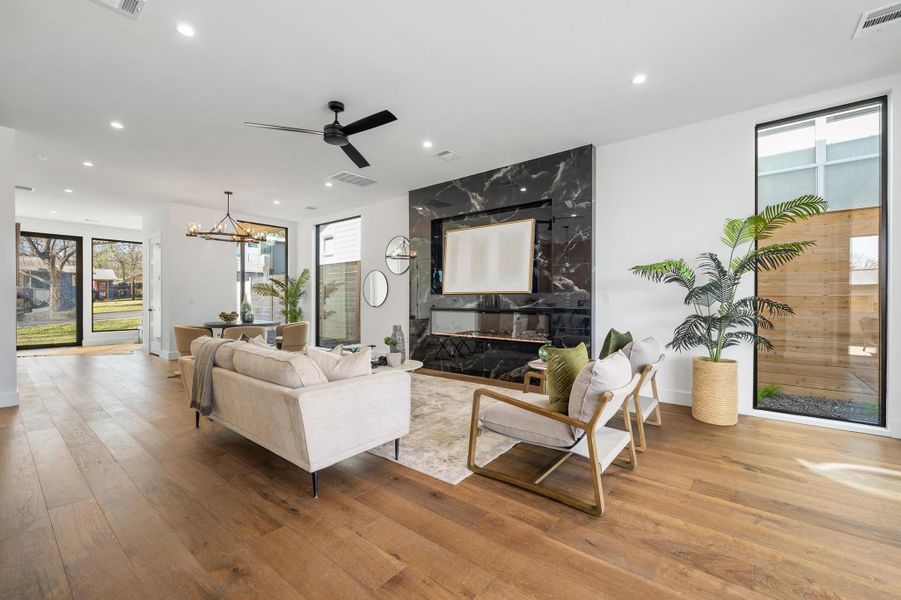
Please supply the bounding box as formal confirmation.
[306,346,372,381]
[231,343,328,388]
[625,337,660,374]
[568,351,632,423]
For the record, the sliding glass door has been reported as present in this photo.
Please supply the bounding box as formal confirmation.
[17,232,83,348]
[755,98,887,426]
[316,217,361,347]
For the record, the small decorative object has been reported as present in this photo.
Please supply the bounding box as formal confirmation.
[631,195,826,426]
[391,324,406,363]
[185,191,267,244]
[240,297,254,323]
[384,336,401,367]
[251,269,311,323]
[219,311,238,323]
[538,341,553,362]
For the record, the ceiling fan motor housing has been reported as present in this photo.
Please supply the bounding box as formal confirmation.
[323,123,348,146]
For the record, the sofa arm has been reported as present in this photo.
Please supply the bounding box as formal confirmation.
[288,371,412,472]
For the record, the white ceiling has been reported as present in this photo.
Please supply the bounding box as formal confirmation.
[2,0,900,230]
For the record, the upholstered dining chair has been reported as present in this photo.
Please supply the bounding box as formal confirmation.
[277,321,309,352]
[170,325,213,378]
[627,354,665,452]
[222,326,267,341]
[468,365,641,516]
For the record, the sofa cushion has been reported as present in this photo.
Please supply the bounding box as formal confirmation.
[622,337,661,374]
[480,392,576,448]
[568,351,633,423]
[306,346,372,381]
[232,343,327,388]
[545,342,589,413]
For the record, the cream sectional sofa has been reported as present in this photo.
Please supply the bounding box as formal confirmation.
[179,341,411,497]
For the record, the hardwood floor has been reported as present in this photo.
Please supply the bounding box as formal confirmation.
[2,352,900,599]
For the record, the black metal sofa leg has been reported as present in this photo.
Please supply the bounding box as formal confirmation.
[311,472,319,498]
[195,411,199,428]
[395,438,400,460]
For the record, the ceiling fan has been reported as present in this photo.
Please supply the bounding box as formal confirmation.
[244,100,396,169]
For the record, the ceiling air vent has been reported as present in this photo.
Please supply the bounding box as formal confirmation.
[328,170,378,187]
[434,149,462,161]
[854,2,901,37]
[15,185,34,192]
[89,0,147,20]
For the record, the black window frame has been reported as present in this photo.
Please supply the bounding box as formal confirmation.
[17,231,84,349]
[315,215,362,347]
[753,95,888,427]
[90,237,143,333]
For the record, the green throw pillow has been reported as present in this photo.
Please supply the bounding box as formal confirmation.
[545,342,589,413]
[599,328,632,360]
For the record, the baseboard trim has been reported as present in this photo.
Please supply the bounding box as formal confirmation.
[0,390,20,408]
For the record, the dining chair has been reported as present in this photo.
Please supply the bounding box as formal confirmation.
[278,321,309,352]
[468,366,641,516]
[170,325,213,377]
[627,354,665,452]
[222,326,267,341]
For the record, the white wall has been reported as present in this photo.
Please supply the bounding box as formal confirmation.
[594,72,900,438]
[297,195,409,353]
[0,127,17,407]
[15,216,143,347]
[144,202,298,358]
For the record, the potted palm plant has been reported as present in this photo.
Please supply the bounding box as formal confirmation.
[631,196,826,425]
[251,268,311,323]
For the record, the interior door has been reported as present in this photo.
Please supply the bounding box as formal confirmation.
[148,235,162,356]
[17,232,83,349]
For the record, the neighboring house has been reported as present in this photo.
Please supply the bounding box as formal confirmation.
[92,268,118,301]
[17,255,78,313]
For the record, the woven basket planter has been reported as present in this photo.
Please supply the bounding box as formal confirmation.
[691,357,738,426]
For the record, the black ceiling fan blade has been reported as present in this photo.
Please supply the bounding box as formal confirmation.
[243,122,323,135]
[342,110,397,136]
[340,142,370,168]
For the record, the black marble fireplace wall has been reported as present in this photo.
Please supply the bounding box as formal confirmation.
[409,144,594,383]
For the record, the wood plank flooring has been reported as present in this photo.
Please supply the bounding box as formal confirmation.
[2,352,900,599]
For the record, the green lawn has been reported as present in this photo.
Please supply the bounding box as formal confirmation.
[93,318,141,331]
[92,299,143,314]
[17,323,77,346]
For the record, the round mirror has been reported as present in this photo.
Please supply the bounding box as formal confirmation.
[385,235,413,275]
[362,270,389,307]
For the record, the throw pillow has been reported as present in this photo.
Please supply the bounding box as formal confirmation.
[238,333,268,346]
[624,337,660,374]
[306,346,372,381]
[546,342,589,413]
[598,328,632,359]
[568,351,633,423]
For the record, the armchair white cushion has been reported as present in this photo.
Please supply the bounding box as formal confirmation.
[623,337,661,375]
[479,391,576,447]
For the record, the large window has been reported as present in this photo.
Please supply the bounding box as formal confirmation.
[17,231,82,348]
[92,239,143,332]
[755,98,887,426]
[316,217,361,347]
[236,222,288,321]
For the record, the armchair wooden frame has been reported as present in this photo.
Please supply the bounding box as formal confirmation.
[467,380,639,516]
[522,370,546,393]
[628,356,665,452]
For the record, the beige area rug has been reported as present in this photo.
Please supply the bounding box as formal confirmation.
[369,373,521,484]
[17,343,142,358]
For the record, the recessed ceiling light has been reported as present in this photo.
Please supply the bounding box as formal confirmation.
[82,161,94,167]
[35,153,49,161]
[570,213,578,217]
[631,73,647,85]
[64,188,73,193]
[110,121,124,129]
[176,23,195,37]
[325,181,333,187]
[519,187,527,192]
[273,200,280,205]
[50,210,58,214]
[422,140,433,149]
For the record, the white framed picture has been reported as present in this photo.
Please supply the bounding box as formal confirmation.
[443,219,535,294]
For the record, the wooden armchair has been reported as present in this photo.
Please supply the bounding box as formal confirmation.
[627,354,665,452]
[467,373,640,516]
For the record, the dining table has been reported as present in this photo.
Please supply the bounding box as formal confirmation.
[200,319,280,337]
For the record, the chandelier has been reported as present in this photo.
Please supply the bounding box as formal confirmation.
[185,191,267,244]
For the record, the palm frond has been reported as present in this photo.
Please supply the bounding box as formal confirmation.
[734,296,794,317]
[631,259,696,291]
[732,241,817,274]
[751,195,827,240]
[721,217,756,250]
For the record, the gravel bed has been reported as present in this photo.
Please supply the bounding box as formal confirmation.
[757,393,880,424]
